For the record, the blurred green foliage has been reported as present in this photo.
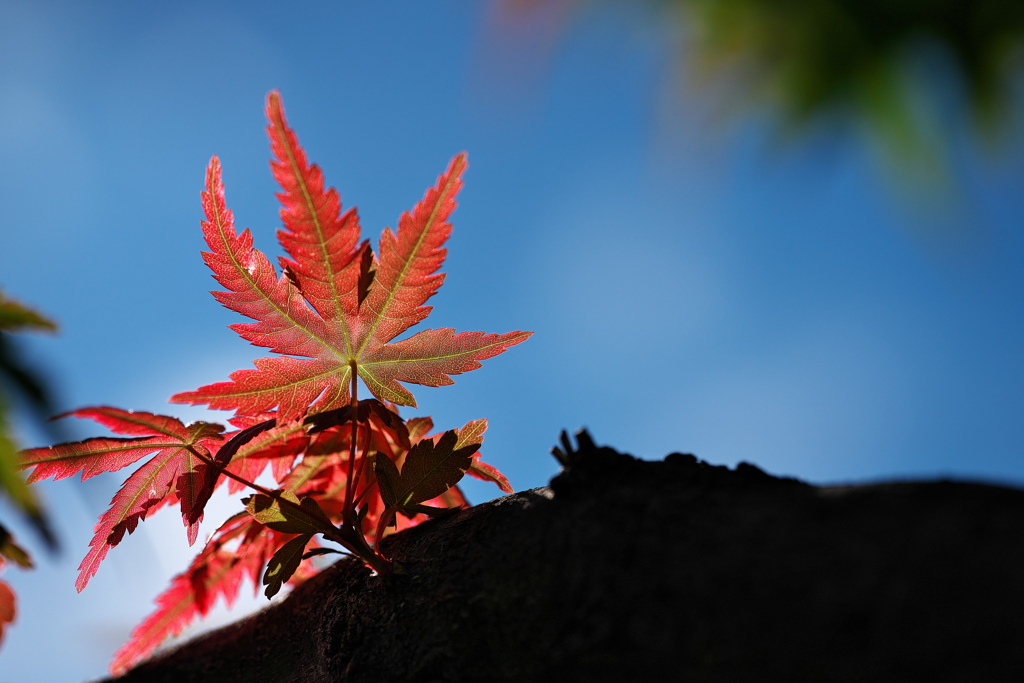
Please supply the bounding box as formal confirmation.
[0,292,57,551]
[509,0,1024,163]
[673,0,1024,121]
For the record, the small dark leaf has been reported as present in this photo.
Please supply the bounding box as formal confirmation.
[303,406,353,434]
[373,452,401,508]
[366,400,400,426]
[215,418,277,467]
[263,533,312,598]
[392,430,478,508]
[243,492,334,535]
[366,400,409,449]
[301,547,344,560]
[305,398,390,434]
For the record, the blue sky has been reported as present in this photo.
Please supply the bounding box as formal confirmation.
[1,2,1022,681]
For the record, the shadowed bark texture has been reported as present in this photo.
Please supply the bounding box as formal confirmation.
[100,432,1024,682]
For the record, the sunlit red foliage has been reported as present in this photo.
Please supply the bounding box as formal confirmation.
[19,92,527,673]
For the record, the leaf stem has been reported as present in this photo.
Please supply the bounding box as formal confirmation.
[344,361,358,523]
[185,444,278,499]
[373,506,395,550]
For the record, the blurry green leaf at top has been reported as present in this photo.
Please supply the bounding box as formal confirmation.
[499,0,1024,169]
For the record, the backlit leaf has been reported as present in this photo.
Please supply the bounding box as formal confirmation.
[391,430,478,508]
[263,533,312,598]
[450,418,513,493]
[243,492,334,536]
[172,93,530,419]
[19,409,225,589]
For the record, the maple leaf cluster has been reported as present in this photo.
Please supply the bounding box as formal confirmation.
[18,92,529,674]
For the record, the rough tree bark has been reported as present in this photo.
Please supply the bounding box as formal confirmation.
[100,432,1024,682]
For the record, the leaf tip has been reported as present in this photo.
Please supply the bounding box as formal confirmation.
[205,156,223,187]
[266,90,289,138]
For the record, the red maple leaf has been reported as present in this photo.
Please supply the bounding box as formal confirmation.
[19,408,224,590]
[171,92,531,420]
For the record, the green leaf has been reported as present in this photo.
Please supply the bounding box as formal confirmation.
[0,399,47,535]
[243,492,334,535]
[263,533,312,598]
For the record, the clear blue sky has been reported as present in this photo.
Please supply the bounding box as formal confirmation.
[1,2,1022,680]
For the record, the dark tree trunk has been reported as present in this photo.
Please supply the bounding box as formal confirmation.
[100,432,1024,682]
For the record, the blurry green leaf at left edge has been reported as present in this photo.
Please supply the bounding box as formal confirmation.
[0,397,37,514]
[0,397,54,549]
[0,293,57,333]
[0,290,58,549]
[0,289,61,427]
